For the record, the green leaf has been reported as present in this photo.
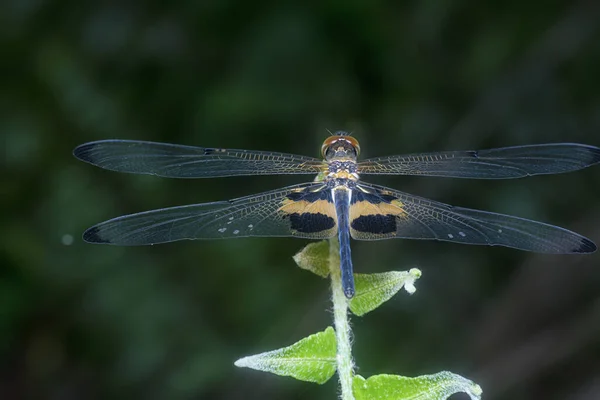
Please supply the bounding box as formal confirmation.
[292,240,330,278]
[352,372,482,400]
[349,268,421,316]
[234,326,337,384]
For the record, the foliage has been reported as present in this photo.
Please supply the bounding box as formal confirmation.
[236,241,480,399]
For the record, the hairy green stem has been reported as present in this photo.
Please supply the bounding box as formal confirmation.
[328,238,355,400]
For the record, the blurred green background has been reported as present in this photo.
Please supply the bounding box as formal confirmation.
[2,1,600,399]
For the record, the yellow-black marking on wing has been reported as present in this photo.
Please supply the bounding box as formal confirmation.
[278,185,337,238]
[349,187,407,239]
[351,183,596,254]
[82,183,333,245]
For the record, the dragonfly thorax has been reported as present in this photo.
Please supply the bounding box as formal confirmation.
[326,160,359,181]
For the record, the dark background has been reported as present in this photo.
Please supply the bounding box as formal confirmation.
[2,1,600,399]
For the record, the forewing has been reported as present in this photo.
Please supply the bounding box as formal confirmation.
[358,143,600,178]
[350,183,596,254]
[83,183,337,245]
[74,140,324,178]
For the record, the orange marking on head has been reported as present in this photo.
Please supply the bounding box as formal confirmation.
[321,135,361,158]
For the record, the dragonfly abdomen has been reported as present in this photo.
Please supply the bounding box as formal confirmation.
[333,186,355,298]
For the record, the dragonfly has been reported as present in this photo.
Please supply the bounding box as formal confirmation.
[74,133,599,298]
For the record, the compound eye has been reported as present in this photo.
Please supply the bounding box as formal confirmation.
[346,136,360,157]
[321,136,338,158]
[320,135,361,158]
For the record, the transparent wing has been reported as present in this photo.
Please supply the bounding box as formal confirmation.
[74,140,325,178]
[358,143,600,178]
[349,183,596,254]
[83,183,337,245]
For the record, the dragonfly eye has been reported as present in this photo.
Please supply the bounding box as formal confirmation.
[321,135,361,158]
[347,136,360,156]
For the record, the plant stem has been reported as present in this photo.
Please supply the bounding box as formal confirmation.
[328,238,355,400]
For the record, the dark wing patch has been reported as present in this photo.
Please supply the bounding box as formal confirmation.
[73,140,325,178]
[349,188,406,239]
[351,214,397,235]
[278,186,337,237]
[82,183,335,245]
[351,183,596,254]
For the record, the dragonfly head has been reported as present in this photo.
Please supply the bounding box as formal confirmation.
[321,133,361,161]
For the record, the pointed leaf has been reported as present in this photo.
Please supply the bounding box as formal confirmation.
[349,268,422,316]
[293,241,330,278]
[352,372,482,400]
[234,327,337,384]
